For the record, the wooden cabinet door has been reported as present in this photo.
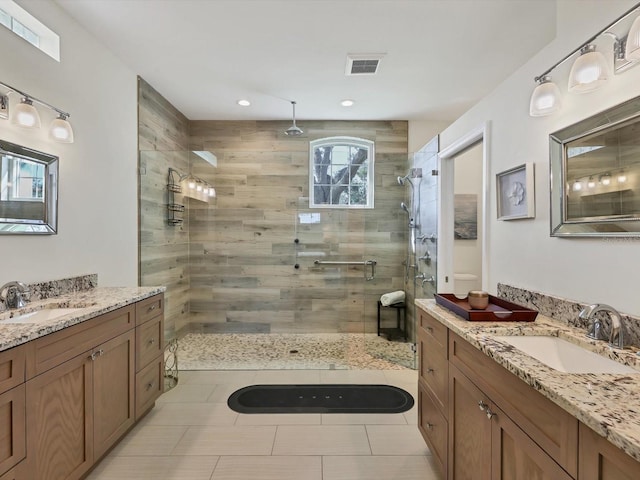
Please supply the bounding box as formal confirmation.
[579,423,640,480]
[491,402,573,480]
[26,352,93,480]
[448,365,491,480]
[93,330,135,460]
[0,385,25,476]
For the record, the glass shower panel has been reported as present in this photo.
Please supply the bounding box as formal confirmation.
[293,199,365,369]
[363,152,419,370]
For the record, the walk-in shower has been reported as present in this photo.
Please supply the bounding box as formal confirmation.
[137,93,422,371]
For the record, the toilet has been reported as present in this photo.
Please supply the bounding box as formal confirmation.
[453,273,480,297]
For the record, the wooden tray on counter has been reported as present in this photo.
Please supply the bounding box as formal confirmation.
[434,293,538,322]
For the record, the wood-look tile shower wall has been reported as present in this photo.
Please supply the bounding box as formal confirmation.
[188,120,409,334]
[138,75,409,336]
[138,78,191,339]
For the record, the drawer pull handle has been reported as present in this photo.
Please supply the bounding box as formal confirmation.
[425,326,434,333]
[426,368,435,374]
[146,381,156,390]
[148,305,157,312]
[426,422,434,430]
[148,338,156,345]
[89,349,105,361]
[478,401,488,412]
[485,408,496,420]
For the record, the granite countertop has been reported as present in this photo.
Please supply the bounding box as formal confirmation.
[0,286,165,352]
[416,298,640,463]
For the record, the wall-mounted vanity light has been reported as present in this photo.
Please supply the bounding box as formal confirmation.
[0,80,74,143]
[529,3,640,117]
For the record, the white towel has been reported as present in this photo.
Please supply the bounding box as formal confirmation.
[380,290,405,306]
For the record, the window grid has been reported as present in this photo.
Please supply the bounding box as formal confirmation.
[310,136,374,209]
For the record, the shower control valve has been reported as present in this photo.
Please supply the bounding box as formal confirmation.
[416,273,436,287]
[418,252,431,266]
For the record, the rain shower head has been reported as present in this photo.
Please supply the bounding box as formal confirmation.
[284,101,303,136]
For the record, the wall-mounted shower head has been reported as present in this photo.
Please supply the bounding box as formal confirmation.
[400,202,410,214]
[397,168,423,187]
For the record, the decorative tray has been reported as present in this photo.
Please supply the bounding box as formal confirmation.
[434,293,538,322]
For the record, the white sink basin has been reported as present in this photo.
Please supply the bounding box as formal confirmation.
[1,308,83,324]
[494,335,638,374]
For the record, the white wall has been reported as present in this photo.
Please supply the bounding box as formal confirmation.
[440,0,640,315]
[0,1,138,286]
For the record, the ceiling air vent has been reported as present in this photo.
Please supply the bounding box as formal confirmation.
[345,53,385,76]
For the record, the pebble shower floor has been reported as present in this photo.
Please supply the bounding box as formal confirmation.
[176,333,415,370]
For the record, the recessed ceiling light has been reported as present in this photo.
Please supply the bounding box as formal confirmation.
[341,99,355,107]
[237,99,251,107]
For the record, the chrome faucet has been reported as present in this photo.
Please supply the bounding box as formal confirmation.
[0,281,30,309]
[579,303,626,350]
[416,273,436,287]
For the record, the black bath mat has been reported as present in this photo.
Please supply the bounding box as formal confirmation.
[227,384,414,414]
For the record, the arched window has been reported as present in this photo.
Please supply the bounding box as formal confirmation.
[309,136,374,208]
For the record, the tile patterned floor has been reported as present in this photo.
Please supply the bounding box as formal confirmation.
[177,333,415,370]
[86,369,441,480]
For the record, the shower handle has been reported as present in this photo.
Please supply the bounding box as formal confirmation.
[417,233,437,244]
[416,273,436,287]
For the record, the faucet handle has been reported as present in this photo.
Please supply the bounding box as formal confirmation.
[608,312,626,350]
[0,281,30,309]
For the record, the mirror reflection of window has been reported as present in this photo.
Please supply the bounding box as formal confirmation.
[1,155,45,202]
[0,140,58,234]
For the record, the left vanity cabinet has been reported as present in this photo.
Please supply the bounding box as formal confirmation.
[0,292,164,480]
[0,345,26,478]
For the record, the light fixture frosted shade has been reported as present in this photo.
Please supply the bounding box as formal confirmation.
[12,98,40,128]
[568,45,609,93]
[625,16,640,61]
[49,115,74,143]
[529,76,561,116]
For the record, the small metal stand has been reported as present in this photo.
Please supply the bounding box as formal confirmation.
[377,301,407,341]
[164,338,179,391]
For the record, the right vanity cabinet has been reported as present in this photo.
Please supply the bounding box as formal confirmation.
[417,306,640,480]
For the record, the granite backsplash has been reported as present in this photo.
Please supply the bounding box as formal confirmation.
[0,274,97,313]
[497,283,640,348]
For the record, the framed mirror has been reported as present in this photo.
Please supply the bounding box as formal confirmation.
[0,140,58,234]
[550,95,640,237]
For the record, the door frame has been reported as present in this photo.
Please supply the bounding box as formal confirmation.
[437,122,490,292]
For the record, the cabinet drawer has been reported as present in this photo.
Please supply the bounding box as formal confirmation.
[136,355,163,419]
[418,380,447,478]
[135,294,164,326]
[136,316,164,372]
[418,309,447,357]
[26,305,135,378]
[449,332,578,477]
[0,385,25,477]
[418,330,448,411]
[0,346,25,395]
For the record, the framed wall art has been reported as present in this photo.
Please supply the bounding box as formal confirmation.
[496,163,535,220]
